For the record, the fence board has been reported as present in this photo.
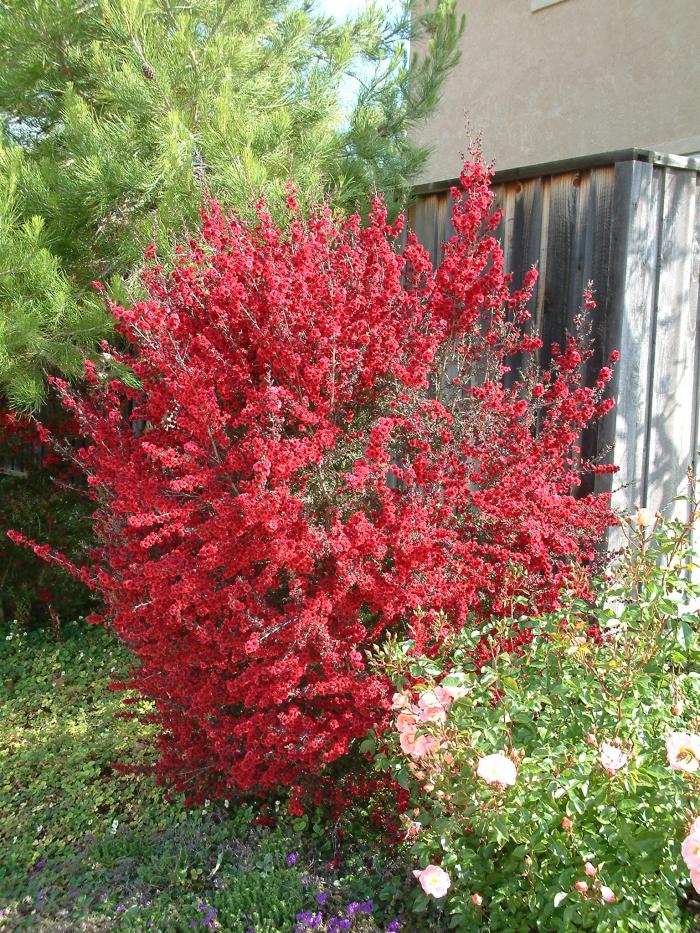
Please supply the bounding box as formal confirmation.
[645,169,697,519]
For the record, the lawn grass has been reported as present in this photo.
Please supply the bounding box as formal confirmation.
[0,621,410,932]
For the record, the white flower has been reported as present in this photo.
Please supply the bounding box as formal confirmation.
[633,507,653,528]
[599,742,628,774]
[476,753,517,786]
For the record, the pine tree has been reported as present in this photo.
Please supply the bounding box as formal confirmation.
[0,0,462,410]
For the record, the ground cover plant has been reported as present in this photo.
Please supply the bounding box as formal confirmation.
[373,502,700,931]
[0,620,410,932]
[11,151,619,806]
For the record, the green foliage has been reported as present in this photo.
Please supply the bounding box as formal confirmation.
[0,619,405,930]
[0,0,462,410]
[373,506,700,931]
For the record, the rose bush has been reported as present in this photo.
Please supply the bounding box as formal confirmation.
[371,503,700,930]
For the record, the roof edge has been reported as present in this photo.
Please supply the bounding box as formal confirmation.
[412,148,700,195]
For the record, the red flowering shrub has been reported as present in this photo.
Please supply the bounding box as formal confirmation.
[11,153,617,800]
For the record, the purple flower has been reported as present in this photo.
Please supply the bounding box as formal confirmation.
[32,858,46,874]
[296,911,313,924]
[36,890,47,901]
[85,833,94,842]
[347,902,360,915]
[286,852,299,867]
[70,890,79,898]
[198,903,207,911]
[201,908,217,927]
[386,922,400,933]
[99,892,108,903]
[315,892,328,906]
[329,920,352,932]
[309,914,322,928]
[116,905,126,913]
[359,899,374,914]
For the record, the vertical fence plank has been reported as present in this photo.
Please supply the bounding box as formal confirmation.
[576,167,616,497]
[503,178,545,388]
[539,172,578,373]
[592,162,659,539]
[645,168,698,519]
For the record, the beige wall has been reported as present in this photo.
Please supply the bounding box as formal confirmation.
[413,0,700,184]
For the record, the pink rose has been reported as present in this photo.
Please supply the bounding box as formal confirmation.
[400,731,418,756]
[411,733,440,759]
[472,893,483,906]
[413,865,451,899]
[584,862,597,877]
[666,732,700,773]
[391,692,410,710]
[432,686,455,707]
[440,683,469,702]
[600,742,628,774]
[476,753,517,786]
[561,817,573,831]
[396,712,418,734]
[600,886,616,903]
[682,832,700,871]
[418,690,442,710]
[419,704,447,724]
[634,507,653,527]
[691,869,700,895]
[575,881,588,894]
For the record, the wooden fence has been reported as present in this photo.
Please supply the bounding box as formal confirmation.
[409,148,700,527]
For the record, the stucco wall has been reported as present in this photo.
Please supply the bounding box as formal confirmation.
[413,0,700,184]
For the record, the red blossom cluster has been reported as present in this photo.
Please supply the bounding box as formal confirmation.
[11,153,618,800]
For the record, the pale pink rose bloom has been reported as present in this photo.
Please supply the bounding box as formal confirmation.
[396,712,418,734]
[691,869,700,895]
[400,731,417,756]
[575,880,588,894]
[476,753,517,786]
[472,893,483,906]
[681,832,700,871]
[418,690,441,710]
[584,862,597,877]
[690,816,700,835]
[432,686,454,707]
[412,733,440,759]
[600,886,616,903]
[413,865,451,899]
[435,684,469,706]
[441,684,469,701]
[634,507,653,527]
[561,817,573,831]
[666,732,700,773]
[600,742,628,774]
[419,704,447,725]
[391,692,409,710]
